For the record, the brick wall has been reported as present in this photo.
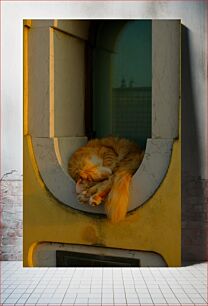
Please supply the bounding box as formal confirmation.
[0,179,23,260]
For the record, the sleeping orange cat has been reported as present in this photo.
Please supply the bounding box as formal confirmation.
[68,136,144,223]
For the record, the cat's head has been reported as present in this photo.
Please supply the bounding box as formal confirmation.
[68,147,112,189]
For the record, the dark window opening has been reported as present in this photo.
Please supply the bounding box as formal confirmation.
[56,250,140,267]
[86,20,152,150]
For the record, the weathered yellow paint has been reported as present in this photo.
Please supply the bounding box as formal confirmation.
[23,133,181,267]
[25,135,45,189]
[54,20,58,28]
[23,20,32,28]
[49,28,55,137]
[27,242,39,267]
[23,25,29,135]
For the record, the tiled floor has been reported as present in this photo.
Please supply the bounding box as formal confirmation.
[0,261,207,305]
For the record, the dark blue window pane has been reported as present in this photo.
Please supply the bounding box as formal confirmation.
[93,20,152,149]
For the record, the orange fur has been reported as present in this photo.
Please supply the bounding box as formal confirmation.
[105,171,132,224]
[68,137,144,223]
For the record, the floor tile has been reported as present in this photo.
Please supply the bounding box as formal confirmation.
[0,261,207,306]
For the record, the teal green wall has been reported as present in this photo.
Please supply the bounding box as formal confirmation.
[112,20,152,88]
[93,20,152,149]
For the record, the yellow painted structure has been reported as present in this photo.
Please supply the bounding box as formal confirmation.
[24,135,181,266]
[23,20,181,267]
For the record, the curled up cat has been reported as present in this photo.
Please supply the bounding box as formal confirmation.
[68,136,144,223]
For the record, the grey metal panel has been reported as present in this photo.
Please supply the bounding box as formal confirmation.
[28,27,50,136]
[28,21,86,137]
[129,138,173,210]
[152,20,180,139]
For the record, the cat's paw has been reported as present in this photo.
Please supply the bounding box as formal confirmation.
[89,194,103,206]
[77,192,89,204]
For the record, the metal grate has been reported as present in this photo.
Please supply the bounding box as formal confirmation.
[56,250,140,267]
[112,86,151,149]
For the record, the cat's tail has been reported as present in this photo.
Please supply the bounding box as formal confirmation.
[105,170,132,223]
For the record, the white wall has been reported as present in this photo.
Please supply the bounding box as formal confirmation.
[1,1,207,180]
